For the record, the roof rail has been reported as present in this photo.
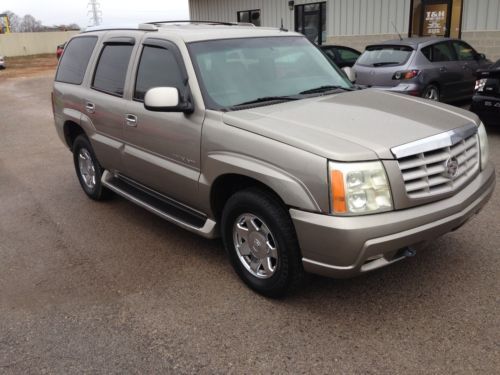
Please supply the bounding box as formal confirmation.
[146,20,255,27]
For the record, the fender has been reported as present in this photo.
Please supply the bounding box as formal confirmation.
[198,151,322,216]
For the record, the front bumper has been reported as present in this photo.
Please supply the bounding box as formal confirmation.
[470,95,500,126]
[291,162,495,278]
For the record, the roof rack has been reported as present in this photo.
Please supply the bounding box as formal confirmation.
[146,20,256,27]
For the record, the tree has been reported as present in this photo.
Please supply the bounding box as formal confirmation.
[19,14,43,32]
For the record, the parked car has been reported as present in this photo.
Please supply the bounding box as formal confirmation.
[56,42,66,59]
[0,55,5,69]
[320,45,361,68]
[53,23,495,297]
[471,59,500,126]
[353,37,490,102]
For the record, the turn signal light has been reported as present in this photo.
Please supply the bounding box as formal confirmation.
[392,70,420,80]
[330,170,347,213]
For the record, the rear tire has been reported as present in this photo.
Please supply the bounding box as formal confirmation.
[422,84,440,101]
[72,135,111,201]
[221,188,303,298]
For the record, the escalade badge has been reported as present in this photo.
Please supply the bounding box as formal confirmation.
[444,157,459,179]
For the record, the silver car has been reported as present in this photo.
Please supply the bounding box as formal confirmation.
[52,23,495,297]
[354,37,490,102]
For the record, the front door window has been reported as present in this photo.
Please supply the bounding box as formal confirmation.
[295,2,326,45]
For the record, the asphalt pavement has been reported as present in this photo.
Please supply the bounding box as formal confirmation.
[0,73,499,374]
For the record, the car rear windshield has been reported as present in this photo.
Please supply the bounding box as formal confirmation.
[356,45,413,67]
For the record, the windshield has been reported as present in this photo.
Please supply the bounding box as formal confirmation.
[188,36,352,110]
[357,45,413,67]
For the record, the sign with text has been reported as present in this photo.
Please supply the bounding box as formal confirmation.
[423,4,448,36]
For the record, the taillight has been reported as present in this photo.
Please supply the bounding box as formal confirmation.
[392,70,419,80]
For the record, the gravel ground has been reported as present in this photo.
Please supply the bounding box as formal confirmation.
[0,73,499,374]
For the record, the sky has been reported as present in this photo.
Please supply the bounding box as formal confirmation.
[2,0,190,28]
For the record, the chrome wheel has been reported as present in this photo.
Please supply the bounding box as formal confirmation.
[233,213,278,279]
[78,148,96,189]
[424,86,439,101]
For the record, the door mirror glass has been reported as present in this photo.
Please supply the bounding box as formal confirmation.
[342,66,356,82]
[144,87,181,111]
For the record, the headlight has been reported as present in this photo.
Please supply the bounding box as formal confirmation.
[329,161,393,215]
[478,122,489,170]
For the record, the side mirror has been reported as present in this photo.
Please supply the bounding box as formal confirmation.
[144,87,193,113]
[342,66,356,83]
[475,53,486,61]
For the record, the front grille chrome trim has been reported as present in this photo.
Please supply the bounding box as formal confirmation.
[391,123,478,159]
[392,124,480,201]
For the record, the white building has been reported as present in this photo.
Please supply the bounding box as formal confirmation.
[189,0,500,60]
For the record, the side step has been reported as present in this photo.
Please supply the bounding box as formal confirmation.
[101,170,217,238]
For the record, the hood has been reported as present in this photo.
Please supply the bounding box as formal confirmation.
[222,89,479,161]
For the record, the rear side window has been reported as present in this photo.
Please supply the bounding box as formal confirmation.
[356,46,413,67]
[421,42,455,62]
[92,44,134,97]
[134,46,184,101]
[55,37,97,85]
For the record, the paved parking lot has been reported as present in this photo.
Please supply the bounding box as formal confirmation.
[0,72,499,374]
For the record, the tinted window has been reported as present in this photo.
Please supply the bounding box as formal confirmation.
[322,47,337,61]
[492,60,500,69]
[134,46,184,101]
[92,44,134,96]
[337,47,360,62]
[452,41,475,61]
[357,46,413,67]
[421,42,455,62]
[55,37,97,84]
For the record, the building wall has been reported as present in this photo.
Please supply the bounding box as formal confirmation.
[0,31,79,57]
[189,0,500,60]
[189,0,411,36]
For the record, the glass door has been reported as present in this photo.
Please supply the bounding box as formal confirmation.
[295,2,326,45]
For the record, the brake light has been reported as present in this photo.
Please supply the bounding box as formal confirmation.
[392,70,419,80]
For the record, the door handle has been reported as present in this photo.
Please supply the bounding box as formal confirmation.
[125,114,138,127]
[85,101,95,114]
[439,66,447,72]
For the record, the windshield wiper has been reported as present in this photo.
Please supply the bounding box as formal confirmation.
[372,62,400,67]
[299,85,351,95]
[230,96,299,108]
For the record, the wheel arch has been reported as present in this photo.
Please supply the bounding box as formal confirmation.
[201,152,323,221]
[63,120,86,150]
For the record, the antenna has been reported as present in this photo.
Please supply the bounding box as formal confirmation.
[88,0,102,27]
[391,21,403,41]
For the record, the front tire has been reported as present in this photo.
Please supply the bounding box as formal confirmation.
[221,188,303,298]
[72,135,111,200]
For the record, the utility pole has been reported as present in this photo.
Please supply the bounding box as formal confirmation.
[88,0,102,27]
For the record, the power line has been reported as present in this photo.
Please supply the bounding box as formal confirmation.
[88,0,102,27]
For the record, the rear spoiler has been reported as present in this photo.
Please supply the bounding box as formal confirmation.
[365,44,414,51]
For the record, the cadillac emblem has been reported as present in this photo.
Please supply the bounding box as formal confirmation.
[444,157,459,179]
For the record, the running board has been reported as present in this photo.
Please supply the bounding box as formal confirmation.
[101,170,217,238]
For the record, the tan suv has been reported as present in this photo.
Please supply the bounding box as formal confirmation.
[52,22,495,297]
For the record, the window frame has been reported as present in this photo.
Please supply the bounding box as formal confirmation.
[237,9,261,26]
[55,35,98,85]
[91,37,136,98]
[133,38,191,103]
[335,46,361,63]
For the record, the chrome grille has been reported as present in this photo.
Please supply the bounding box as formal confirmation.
[393,125,479,200]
